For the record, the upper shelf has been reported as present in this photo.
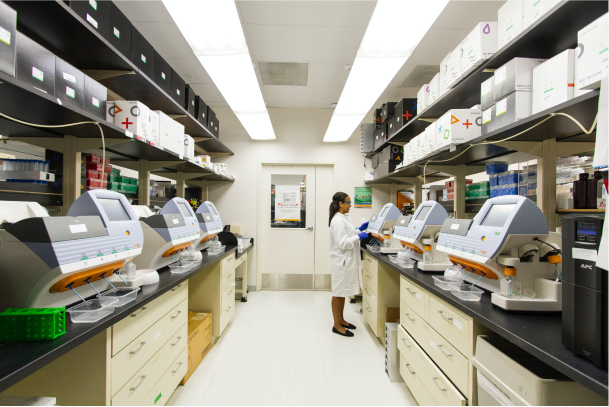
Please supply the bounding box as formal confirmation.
[5,0,232,156]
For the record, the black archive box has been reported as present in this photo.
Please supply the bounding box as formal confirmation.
[55,57,84,110]
[170,68,185,107]
[0,1,16,77]
[16,33,55,96]
[394,98,417,129]
[380,144,402,163]
[374,108,382,127]
[207,107,219,138]
[380,102,397,123]
[153,50,172,94]
[195,96,208,127]
[130,26,154,78]
[70,0,110,40]
[387,116,396,137]
[84,74,107,121]
[185,84,197,116]
[107,2,131,59]
[373,124,387,151]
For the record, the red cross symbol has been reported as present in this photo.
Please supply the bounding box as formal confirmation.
[122,118,133,129]
[403,111,412,120]
[463,120,472,129]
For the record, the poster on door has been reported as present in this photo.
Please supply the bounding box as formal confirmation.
[354,187,372,208]
[275,185,301,221]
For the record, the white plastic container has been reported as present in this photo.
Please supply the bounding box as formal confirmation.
[169,263,195,274]
[432,275,462,290]
[397,259,416,268]
[66,298,116,323]
[208,245,226,255]
[450,283,484,301]
[98,287,139,307]
[366,244,381,253]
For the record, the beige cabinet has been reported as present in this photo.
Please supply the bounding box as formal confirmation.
[362,253,400,339]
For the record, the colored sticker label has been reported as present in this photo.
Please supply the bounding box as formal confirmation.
[496,98,507,116]
[453,319,463,330]
[483,108,492,124]
[114,27,120,38]
[32,67,44,82]
[450,115,459,124]
[495,65,507,84]
[89,0,97,10]
[177,89,181,96]
[86,14,98,29]
[63,72,76,83]
[92,97,100,107]
[443,129,450,140]
[69,224,88,234]
[125,130,134,138]
[172,218,179,224]
[154,393,162,404]
[0,26,11,45]
[162,72,166,80]
[141,54,147,63]
[481,79,492,96]
[66,86,75,98]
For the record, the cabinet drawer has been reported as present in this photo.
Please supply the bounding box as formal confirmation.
[428,297,470,358]
[112,300,188,394]
[400,301,431,347]
[397,324,417,359]
[221,253,235,275]
[219,286,236,334]
[363,283,378,315]
[400,277,428,321]
[363,299,378,337]
[221,268,236,294]
[112,282,188,356]
[400,355,437,407]
[234,253,246,269]
[139,348,188,406]
[416,344,467,406]
[362,254,378,276]
[363,268,377,294]
[426,327,469,396]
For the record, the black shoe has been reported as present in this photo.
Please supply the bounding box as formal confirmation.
[342,323,356,330]
[332,327,354,337]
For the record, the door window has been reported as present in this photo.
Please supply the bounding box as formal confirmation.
[271,174,306,228]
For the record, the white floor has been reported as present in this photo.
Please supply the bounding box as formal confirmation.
[167,290,417,406]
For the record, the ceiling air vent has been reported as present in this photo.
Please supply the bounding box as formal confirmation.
[399,65,440,88]
[258,62,308,86]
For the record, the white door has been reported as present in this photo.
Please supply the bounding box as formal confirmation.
[260,165,333,290]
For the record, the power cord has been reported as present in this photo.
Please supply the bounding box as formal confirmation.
[0,112,106,183]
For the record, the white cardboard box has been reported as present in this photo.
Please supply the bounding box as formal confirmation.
[115,101,150,141]
[184,134,195,159]
[403,142,413,165]
[494,57,546,100]
[155,110,173,152]
[421,121,437,157]
[440,49,459,92]
[498,0,524,49]
[523,0,560,29]
[429,73,441,103]
[436,109,482,150]
[461,22,498,78]
[495,91,532,129]
[172,120,185,157]
[106,101,115,124]
[410,134,422,162]
[532,49,574,114]
[574,46,593,98]
[576,13,608,90]
[417,84,430,114]
[148,110,160,146]
[481,76,495,110]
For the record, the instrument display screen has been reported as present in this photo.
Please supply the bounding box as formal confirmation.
[178,202,193,218]
[576,222,597,235]
[207,203,218,216]
[99,198,131,221]
[415,206,431,221]
[379,206,389,219]
[480,204,516,227]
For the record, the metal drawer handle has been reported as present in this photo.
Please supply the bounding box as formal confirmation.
[406,288,417,296]
[438,344,452,358]
[171,284,182,292]
[227,273,232,278]
[406,364,416,375]
[226,306,232,311]
[433,377,446,392]
[130,375,146,392]
[405,313,416,322]
[401,339,411,348]
[367,274,371,279]
[171,337,182,347]
[367,259,371,262]
[171,311,182,320]
[131,307,147,317]
[438,311,453,323]
[366,307,371,312]
[172,362,183,374]
[129,342,146,355]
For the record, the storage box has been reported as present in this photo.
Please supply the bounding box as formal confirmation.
[184,84,197,116]
[106,101,115,123]
[417,84,430,114]
[420,122,437,157]
[84,75,107,121]
[360,123,375,154]
[574,45,593,99]
[184,134,195,159]
[523,0,560,29]
[576,13,608,90]
[195,96,208,127]
[207,106,217,135]
[481,76,495,110]
[0,1,16,77]
[170,68,186,107]
[115,101,150,141]
[180,312,212,385]
[461,22,498,78]
[16,33,55,96]
[70,0,110,40]
[440,49,459,92]
[495,91,532,129]
[130,26,153,78]
[387,116,396,137]
[373,124,387,151]
[410,134,421,162]
[152,50,172,95]
[494,57,546,100]
[372,154,379,169]
[379,144,402,163]
[380,102,397,123]
[482,105,496,135]
[55,58,84,110]
[374,108,382,127]
[532,49,574,114]
[172,120,185,157]
[156,110,173,151]
[107,1,131,59]
[498,0,524,49]
[436,108,482,150]
[402,143,413,165]
[148,110,160,146]
[429,73,441,103]
[393,98,417,130]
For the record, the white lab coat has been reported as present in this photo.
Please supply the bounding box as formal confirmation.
[329,213,362,297]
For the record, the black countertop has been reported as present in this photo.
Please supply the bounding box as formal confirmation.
[0,246,245,393]
[361,248,608,398]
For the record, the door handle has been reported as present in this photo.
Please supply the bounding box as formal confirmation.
[405,313,415,322]
[172,362,183,374]
[306,226,314,231]
[401,339,411,348]
[406,288,417,296]
[171,337,182,347]
[171,284,182,292]
[171,311,182,320]
[131,307,147,317]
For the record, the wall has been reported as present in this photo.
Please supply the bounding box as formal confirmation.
[207,107,390,288]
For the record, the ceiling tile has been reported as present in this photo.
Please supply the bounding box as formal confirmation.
[262,85,343,106]
[306,63,351,87]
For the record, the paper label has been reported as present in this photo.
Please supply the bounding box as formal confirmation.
[57,99,62,105]
[154,331,162,340]
[125,130,134,138]
[66,86,75,98]
[0,26,11,45]
[176,89,180,96]
[172,218,179,224]
[495,65,507,84]
[496,98,507,116]
[416,292,422,300]
[86,14,98,29]
[162,72,166,80]
[89,0,97,10]
[481,80,491,96]
[429,340,438,350]
[141,54,146,63]
[92,97,100,107]
[483,108,492,124]
[453,319,463,330]
[69,224,88,234]
[179,154,183,160]
[400,220,405,224]
[32,67,44,82]
[63,72,76,83]
[450,223,460,230]
[572,248,598,262]
[114,27,120,38]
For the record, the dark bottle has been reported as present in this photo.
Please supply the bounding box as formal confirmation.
[589,171,603,209]
[573,173,588,209]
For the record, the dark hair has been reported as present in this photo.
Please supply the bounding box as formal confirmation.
[329,192,349,227]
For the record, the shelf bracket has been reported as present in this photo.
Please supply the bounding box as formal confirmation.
[556,142,596,157]
[497,141,544,157]
[81,70,135,80]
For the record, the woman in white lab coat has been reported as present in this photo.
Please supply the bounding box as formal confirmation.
[328,192,369,337]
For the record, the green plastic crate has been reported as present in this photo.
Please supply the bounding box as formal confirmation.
[0,307,66,342]
[129,178,138,185]
[108,174,119,182]
[111,168,120,176]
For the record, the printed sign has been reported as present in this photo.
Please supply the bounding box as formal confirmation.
[275,185,301,221]
[354,187,372,208]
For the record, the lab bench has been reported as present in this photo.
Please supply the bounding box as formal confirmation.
[360,248,608,401]
[0,245,250,404]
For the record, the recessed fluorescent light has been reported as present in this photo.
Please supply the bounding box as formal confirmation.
[163,0,276,140]
[323,0,449,142]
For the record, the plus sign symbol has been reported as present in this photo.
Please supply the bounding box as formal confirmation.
[403,111,412,120]
[437,125,443,133]
[463,120,472,129]
[122,118,133,129]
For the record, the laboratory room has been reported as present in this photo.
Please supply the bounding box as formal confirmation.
[0,0,608,407]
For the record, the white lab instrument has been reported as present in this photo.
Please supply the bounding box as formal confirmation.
[436,195,562,311]
[366,203,402,253]
[0,191,144,310]
[393,201,452,272]
[131,205,154,219]
[192,201,224,251]
[0,201,48,225]
[131,198,200,271]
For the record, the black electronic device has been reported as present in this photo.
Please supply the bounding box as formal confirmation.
[107,2,131,59]
[185,85,197,116]
[16,33,55,96]
[70,0,110,40]
[130,26,154,78]
[152,51,172,94]
[387,116,396,137]
[0,1,16,77]
[562,213,607,369]
[170,68,185,107]
[55,57,84,110]
[218,230,239,247]
[195,96,208,127]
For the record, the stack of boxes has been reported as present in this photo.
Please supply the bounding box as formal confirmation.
[466,181,490,200]
[435,108,482,151]
[374,145,402,179]
[498,0,562,50]
[487,162,536,198]
[82,153,111,191]
[108,168,138,194]
[442,179,474,201]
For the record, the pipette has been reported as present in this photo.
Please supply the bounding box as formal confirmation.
[67,283,85,302]
[84,278,102,296]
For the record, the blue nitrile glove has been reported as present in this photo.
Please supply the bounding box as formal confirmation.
[358,232,369,240]
[359,222,369,231]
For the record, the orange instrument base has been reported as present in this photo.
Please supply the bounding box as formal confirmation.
[448,255,498,280]
[162,242,191,258]
[49,261,126,293]
[400,241,423,254]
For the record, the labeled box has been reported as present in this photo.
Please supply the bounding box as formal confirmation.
[393,98,417,130]
[172,119,185,157]
[481,76,495,110]
[494,57,546,101]
[152,50,172,95]
[170,68,186,108]
[207,107,220,138]
[532,49,574,114]
[461,22,498,78]
[107,1,131,59]
[148,110,160,146]
[495,91,532,129]
[574,45,592,99]
[523,0,560,29]
[440,50,456,93]
[410,134,422,162]
[387,116,396,137]
[16,33,55,96]
[184,134,195,159]
[185,84,197,116]
[155,110,173,151]
[379,144,402,163]
[403,142,414,165]
[429,73,441,103]
[55,58,84,110]
[576,13,608,90]
[0,1,16,77]
[180,312,212,385]
[70,0,110,40]
[374,108,382,127]
[84,75,107,121]
[380,102,397,123]
[195,96,208,127]
[417,84,430,115]
[115,101,150,141]
[360,123,375,154]
[436,108,481,150]
[373,124,387,151]
[447,45,462,88]
[106,100,115,123]
[482,105,496,135]
[498,0,524,49]
[420,121,437,157]
[130,26,154,79]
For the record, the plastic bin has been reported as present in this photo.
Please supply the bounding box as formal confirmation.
[98,287,139,307]
[86,162,112,173]
[450,284,484,301]
[486,163,508,174]
[66,299,117,323]
[169,263,195,274]
[366,245,381,253]
[85,178,108,188]
[0,307,66,341]
[432,276,462,290]
[208,246,226,255]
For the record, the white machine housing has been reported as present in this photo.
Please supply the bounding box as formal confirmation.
[436,195,562,311]
[192,201,223,251]
[367,203,402,253]
[393,201,452,271]
[132,198,200,271]
[0,201,48,225]
[0,191,143,310]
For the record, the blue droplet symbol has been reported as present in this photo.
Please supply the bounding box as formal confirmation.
[483,23,490,34]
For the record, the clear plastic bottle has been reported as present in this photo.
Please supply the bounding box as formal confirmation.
[423,245,433,264]
[500,267,521,299]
